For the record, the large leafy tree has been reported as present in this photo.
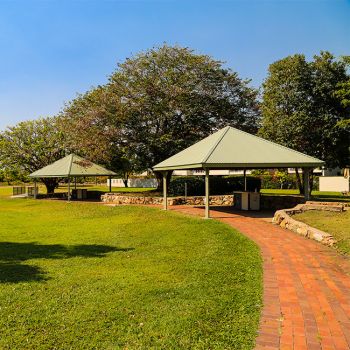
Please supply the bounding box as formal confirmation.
[335,56,350,132]
[58,86,141,186]
[109,45,260,186]
[259,52,350,193]
[0,117,66,193]
[61,45,260,189]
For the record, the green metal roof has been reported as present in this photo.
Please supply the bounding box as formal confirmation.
[29,154,117,178]
[153,126,324,171]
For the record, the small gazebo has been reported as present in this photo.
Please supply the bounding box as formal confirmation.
[29,154,116,200]
[153,126,324,218]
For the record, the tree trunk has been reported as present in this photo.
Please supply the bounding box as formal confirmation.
[41,178,59,194]
[295,168,304,195]
[123,179,128,187]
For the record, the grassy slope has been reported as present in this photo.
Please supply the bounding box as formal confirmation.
[0,189,262,349]
[294,210,350,255]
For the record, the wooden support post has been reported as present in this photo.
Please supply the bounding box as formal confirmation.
[303,168,310,201]
[34,179,37,199]
[74,177,77,190]
[205,168,210,219]
[163,172,168,210]
[67,177,71,201]
[244,169,247,191]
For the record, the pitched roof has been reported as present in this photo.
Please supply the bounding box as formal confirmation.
[153,126,324,171]
[29,154,116,178]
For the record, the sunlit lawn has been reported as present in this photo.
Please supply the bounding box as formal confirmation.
[0,187,262,349]
[260,188,350,202]
[294,210,350,256]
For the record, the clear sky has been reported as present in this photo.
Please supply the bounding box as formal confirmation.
[0,0,349,130]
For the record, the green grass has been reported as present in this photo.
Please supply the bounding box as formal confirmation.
[0,190,262,349]
[260,189,350,202]
[294,210,350,255]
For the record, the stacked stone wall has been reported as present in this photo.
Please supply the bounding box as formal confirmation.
[101,194,234,206]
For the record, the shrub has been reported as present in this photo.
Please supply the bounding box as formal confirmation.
[168,176,261,196]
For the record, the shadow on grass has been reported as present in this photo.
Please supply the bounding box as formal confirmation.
[0,262,47,283]
[312,195,350,203]
[0,242,134,283]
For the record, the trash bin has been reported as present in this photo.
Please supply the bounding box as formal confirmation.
[233,191,260,210]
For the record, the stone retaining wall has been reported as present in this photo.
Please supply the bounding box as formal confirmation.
[272,201,346,247]
[101,193,233,206]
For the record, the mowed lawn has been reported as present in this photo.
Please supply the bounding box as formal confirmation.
[0,187,262,349]
[294,210,350,255]
[260,189,350,203]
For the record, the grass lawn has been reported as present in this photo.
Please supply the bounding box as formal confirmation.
[0,188,262,349]
[260,189,350,202]
[294,210,350,255]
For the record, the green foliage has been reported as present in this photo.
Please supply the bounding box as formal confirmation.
[109,45,260,171]
[334,56,350,132]
[259,51,350,172]
[0,117,66,193]
[60,45,260,189]
[0,168,28,185]
[169,176,261,196]
[251,170,298,189]
[58,86,139,182]
[0,196,262,349]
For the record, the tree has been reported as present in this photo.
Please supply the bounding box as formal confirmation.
[60,45,260,190]
[108,45,260,188]
[334,56,350,131]
[259,52,350,194]
[0,167,24,185]
[59,87,142,186]
[275,170,289,189]
[0,117,66,194]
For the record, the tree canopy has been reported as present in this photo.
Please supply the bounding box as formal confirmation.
[0,117,66,193]
[259,52,350,188]
[60,45,260,188]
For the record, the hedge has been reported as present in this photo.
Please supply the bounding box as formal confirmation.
[168,176,261,196]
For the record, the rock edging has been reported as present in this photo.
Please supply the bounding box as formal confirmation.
[101,194,233,206]
[272,201,347,247]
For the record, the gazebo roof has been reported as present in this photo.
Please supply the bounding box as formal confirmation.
[153,126,324,171]
[29,154,116,178]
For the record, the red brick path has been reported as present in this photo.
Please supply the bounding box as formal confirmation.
[168,206,350,350]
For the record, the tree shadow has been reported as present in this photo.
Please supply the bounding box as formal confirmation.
[0,242,134,284]
[0,262,47,283]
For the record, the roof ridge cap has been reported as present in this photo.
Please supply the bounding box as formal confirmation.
[202,126,230,165]
[68,154,74,176]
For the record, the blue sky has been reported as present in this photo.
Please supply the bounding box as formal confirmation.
[0,0,349,130]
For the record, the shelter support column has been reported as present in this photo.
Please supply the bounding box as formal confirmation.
[205,168,210,219]
[244,169,247,191]
[163,172,168,211]
[34,179,37,199]
[303,168,311,201]
[67,177,71,201]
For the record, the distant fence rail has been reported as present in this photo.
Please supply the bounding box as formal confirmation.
[107,178,158,188]
[13,186,26,196]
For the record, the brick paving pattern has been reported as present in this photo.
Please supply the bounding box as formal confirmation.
[169,206,350,350]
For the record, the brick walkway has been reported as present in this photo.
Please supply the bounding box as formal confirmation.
[168,205,350,350]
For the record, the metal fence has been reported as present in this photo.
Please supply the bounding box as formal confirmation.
[13,186,26,196]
